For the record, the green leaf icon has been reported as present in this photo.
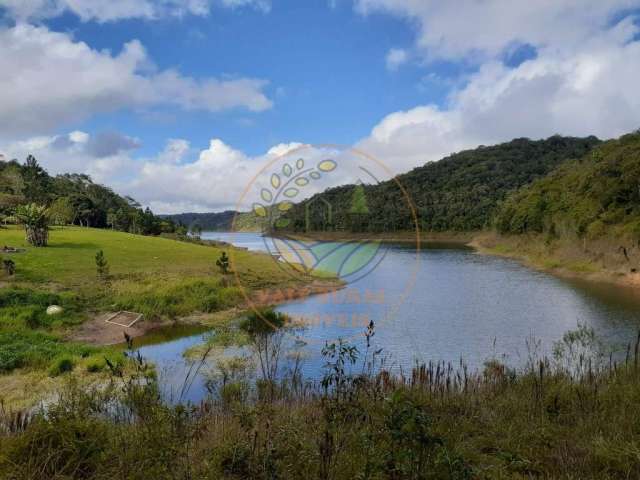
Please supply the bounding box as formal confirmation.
[253,203,267,217]
[318,159,337,172]
[271,174,280,189]
[261,188,273,202]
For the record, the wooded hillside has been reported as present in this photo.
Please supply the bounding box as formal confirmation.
[279,135,601,233]
[494,131,640,241]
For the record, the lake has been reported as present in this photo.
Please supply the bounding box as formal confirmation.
[138,231,640,403]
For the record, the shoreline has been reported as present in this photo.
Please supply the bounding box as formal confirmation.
[470,232,640,293]
[70,278,345,347]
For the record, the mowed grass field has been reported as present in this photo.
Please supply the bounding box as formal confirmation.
[0,226,291,288]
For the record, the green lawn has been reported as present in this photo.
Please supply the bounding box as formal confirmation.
[0,226,292,287]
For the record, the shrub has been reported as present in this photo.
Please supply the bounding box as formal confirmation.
[85,358,105,373]
[0,331,93,373]
[216,251,230,275]
[95,250,110,282]
[49,356,76,376]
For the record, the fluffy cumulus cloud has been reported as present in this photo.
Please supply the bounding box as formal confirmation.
[128,139,308,213]
[0,130,140,183]
[355,1,640,172]
[355,0,639,60]
[0,0,269,22]
[0,131,305,212]
[0,24,272,137]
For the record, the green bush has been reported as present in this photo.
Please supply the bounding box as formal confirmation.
[0,287,83,329]
[49,356,76,376]
[85,358,105,373]
[0,330,93,373]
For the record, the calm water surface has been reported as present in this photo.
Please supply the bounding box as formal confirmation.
[139,231,640,403]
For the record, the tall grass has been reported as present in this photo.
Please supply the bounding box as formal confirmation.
[2,323,640,479]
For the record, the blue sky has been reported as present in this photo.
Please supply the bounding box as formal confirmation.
[44,1,451,157]
[1,1,640,212]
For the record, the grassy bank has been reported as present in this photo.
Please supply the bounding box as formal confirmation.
[1,325,639,479]
[274,229,475,246]
[471,232,640,289]
[0,226,330,408]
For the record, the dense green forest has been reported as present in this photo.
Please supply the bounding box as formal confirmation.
[162,211,238,231]
[278,136,601,233]
[163,210,264,232]
[494,131,640,241]
[0,155,177,236]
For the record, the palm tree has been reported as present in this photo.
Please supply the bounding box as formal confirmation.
[15,203,50,247]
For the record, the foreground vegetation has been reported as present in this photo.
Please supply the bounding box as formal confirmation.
[1,321,639,479]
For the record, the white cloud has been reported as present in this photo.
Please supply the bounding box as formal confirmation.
[129,139,282,213]
[355,0,639,61]
[358,15,640,173]
[220,0,271,13]
[385,47,409,70]
[0,130,136,183]
[0,0,268,22]
[0,24,273,137]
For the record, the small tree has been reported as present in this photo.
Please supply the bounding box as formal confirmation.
[48,197,74,227]
[240,309,288,387]
[95,250,110,282]
[349,183,369,232]
[15,203,49,247]
[2,258,15,276]
[216,251,230,275]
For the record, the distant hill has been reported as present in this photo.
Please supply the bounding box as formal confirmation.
[163,210,262,232]
[278,135,601,233]
[494,131,640,240]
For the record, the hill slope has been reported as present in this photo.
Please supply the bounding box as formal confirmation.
[163,210,261,232]
[279,135,600,233]
[494,132,640,241]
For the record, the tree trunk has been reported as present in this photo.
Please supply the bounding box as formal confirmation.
[25,226,48,247]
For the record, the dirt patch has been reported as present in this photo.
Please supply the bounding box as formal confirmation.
[69,312,156,346]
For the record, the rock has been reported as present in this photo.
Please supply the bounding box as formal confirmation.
[46,305,63,315]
